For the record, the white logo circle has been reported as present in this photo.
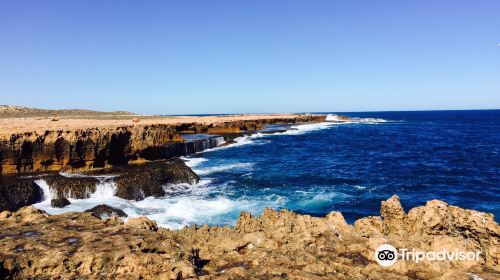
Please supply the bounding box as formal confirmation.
[375,244,398,267]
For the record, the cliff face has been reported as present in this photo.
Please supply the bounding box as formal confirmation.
[0,196,498,279]
[0,125,182,175]
[0,115,325,175]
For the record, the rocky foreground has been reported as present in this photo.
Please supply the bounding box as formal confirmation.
[0,195,498,279]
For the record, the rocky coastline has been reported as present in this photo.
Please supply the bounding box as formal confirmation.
[0,196,498,279]
[0,114,324,212]
[0,114,324,175]
[0,113,498,279]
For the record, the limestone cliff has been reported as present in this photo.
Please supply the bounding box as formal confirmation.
[0,115,325,175]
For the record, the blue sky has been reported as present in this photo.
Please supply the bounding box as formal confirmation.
[0,1,499,114]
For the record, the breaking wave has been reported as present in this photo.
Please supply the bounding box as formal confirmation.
[193,162,254,176]
[326,114,388,123]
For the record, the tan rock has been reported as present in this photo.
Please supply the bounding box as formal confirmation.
[381,195,407,236]
[125,217,158,231]
[0,197,498,279]
[354,216,383,237]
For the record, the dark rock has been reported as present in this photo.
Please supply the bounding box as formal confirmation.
[0,176,43,212]
[51,197,70,208]
[44,175,99,199]
[0,158,200,210]
[85,204,127,219]
[112,159,199,200]
[164,136,225,158]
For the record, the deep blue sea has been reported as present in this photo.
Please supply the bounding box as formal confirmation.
[37,110,500,229]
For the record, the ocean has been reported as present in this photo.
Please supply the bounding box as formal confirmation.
[35,110,500,229]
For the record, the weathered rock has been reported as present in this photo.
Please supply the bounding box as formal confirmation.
[0,159,200,211]
[354,216,383,237]
[126,217,158,231]
[43,174,99,199]
[0,177,43,211]
[163,135,225,158]
[112,159,199,200]
[381,194,406,235]
[50,197,70,208]
[0,115,326,175]
[0,197,498,279]
[85,204,127,219]
[0,125,184,175]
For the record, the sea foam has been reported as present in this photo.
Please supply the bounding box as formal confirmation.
[326,114,388,124]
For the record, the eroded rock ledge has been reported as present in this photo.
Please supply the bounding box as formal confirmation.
[0,114,325,175]
[0,195,498,279]
[0,159,199,211]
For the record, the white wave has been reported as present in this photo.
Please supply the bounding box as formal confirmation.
[353,185,366,190]
[325,114,345,122]
[279,122,337,135]
[295,192,350,211]
[34,178,287,230]
[356,117,387,123]
[326,114,388,124]
[34,179,55,205]
[213,134,270,150]
[89,181,117,200]
[181,157,208,168]
[193,162,253,176]
[162,179,213,195]
[59,172,93,178]
[59,172,118,180]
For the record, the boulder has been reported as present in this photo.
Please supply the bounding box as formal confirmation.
[85,204,127,219]
[51,197,70,208]
[0,177,43,211]
[112,159,199,200]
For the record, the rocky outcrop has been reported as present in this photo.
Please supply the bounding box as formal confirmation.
[50,197,70,208]
[44,175,99,199]
[111,159,199,200]
[0,159,199,211]
[85,204,127,219]
[0,115,325,175]
[0,196,498,279]
[0,177,43,212]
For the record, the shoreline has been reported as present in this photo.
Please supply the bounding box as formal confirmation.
[0,195,498,279]
[0,111,499,279]
[0,114,325,213]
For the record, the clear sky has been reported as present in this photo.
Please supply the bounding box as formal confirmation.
[0,1,499,114]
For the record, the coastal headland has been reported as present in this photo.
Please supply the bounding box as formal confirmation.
[0,107,498,279]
